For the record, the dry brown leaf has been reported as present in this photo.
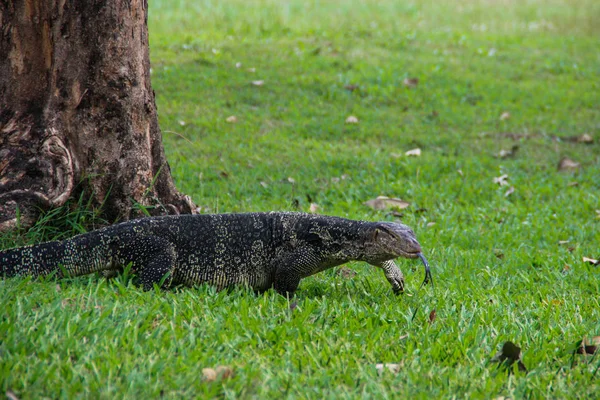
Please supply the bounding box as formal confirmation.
[375,363,402,374]
[309,203,320,213]
[364,196,410,211]
[576,337,600,355]
[582,257,599,265]
[497,145,519,159]
[504,186,515,197]
[405,148,422,157]
[493,174,509,186]
[344,84,359,92]
[500,111,511,121]
[403,78,419,88]
[557,157,580,172]
[202,368,217,382]
[215,365,234,379]
[345,115,359,124]
[6,391,20,400]
[491,341,528,373]
[203,366,234,382]
[226,115,237,123]
[429,309,437,323]
[577,133,594,144]
[251,80,264,86]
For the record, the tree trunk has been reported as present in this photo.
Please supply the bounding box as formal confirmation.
[0,0,195,232]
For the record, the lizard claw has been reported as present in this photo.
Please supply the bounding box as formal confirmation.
[391,276,405,295]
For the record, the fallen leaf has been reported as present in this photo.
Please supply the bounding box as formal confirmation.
[493,174,509,186]
[260,181,268,188]
[557,157,580,172]
[491,341,528,373]
[429,309,437,323]
[247,68,256,73]
[403,78,419,88]
[576,336,600,355]
[309,203,320,213]
[6,391,19,400]
[287,177,296,184]
[497,145,519,159]
[500,112,511,121]
[504,186,515,197]
[217,365,234,379]
[345,115,359,124]
[405,148,422,157]
[364,196,410,211]
[203,366,234,382]
[426,222,436,227]
[577,133,594,144]
[344,84,359,91]
[202,368,217,382]
[557,133,594,144]
[336,266,357,279]
[226,115,237,123]
[375,363,402,374]
[582,257,599,265]
[251,80,264,86]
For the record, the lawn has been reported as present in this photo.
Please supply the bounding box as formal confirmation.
[1,0,600,398]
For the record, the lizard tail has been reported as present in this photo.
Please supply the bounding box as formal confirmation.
[1,236,113,279]
[1,242,67,278]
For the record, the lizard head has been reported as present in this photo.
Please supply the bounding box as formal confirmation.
[362,222,422,263]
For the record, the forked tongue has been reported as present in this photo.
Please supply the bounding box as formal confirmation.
[410,253,435,322]
[417,253,434,289]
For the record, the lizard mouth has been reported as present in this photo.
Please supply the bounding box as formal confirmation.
[397,250,422,259]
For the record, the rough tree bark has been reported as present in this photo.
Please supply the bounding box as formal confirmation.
[0,0,195,232]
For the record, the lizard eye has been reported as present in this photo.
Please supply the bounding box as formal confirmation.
[372,227,390,241]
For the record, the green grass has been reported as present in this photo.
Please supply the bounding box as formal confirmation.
[2,0,600,397]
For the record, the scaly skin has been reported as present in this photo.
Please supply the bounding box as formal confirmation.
[1,212,423,295]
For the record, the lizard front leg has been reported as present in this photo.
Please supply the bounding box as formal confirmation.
[116,236,177,291]
[376,259,405,294]
[273,248,321,297]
